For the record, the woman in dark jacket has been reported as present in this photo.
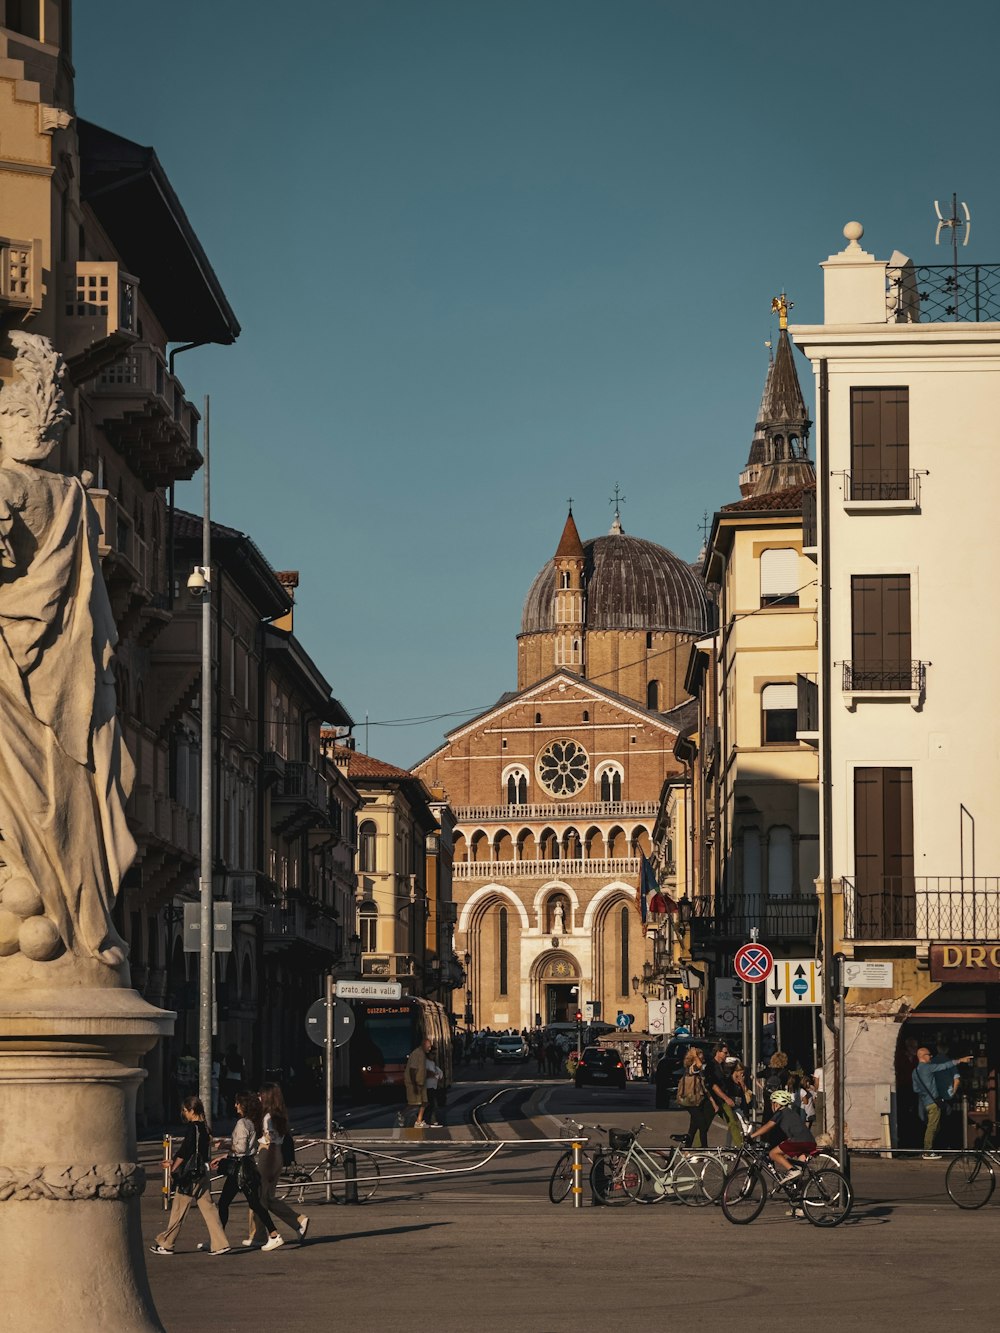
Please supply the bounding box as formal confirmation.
[680,1046,716,1148]
[213,1090,284,1252]
[149,1096,230,1256]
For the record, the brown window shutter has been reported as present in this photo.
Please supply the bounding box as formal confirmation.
[850,387,909,500]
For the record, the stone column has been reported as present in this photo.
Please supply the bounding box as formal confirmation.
[0,988,173,1333]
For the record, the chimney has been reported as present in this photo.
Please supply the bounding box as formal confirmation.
[272,570,299,633]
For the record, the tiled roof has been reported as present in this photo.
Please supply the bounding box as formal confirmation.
[174,509,245,542]
[326,743,414,781]
[721,480,815,513]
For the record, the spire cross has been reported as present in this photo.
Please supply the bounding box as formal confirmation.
[609,483,626,516]
[699,510,711,546]
[566,496,573,512]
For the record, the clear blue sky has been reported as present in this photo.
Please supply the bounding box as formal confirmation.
[75,1,1000,766]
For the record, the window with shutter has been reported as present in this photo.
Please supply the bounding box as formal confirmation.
[759,548,799,606]
[851,575,911,689]
[850,388,909,500]
[761,683,798,743]
[853,768,914,937]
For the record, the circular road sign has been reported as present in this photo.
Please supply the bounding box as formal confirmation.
[734,942,774,984]
[305,998,356,1049]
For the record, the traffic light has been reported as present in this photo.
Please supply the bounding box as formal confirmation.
[575,1010,583,1023]
[678,999,692,1021]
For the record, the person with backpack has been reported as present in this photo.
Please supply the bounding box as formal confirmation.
[243,1082,309,1246]
[149,1095,230,1256]
[676,1047,716,1148]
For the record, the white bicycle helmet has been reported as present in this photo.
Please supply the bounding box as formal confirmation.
[770,1089,795,1108]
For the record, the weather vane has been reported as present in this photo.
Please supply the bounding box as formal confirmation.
[770,292,793,330]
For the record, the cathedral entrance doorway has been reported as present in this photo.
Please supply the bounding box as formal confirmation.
[545,983,578,1024]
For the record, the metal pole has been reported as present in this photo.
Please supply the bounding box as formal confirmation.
[750,926,759,1097]
[835,952,849,1177]
[325,971,334,1204]
[162,1135,172,1212]
[775,1005,782,1055]
[571,1138,583,1210]
[198,395,213,1117]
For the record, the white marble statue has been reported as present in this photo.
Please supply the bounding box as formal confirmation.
[552,900,566,934]
[0,332,133,969]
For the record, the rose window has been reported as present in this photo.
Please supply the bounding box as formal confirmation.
[536,739,590,798]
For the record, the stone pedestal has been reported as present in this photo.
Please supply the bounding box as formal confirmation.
[0,988,174,1333]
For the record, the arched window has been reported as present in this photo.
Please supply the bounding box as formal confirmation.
[358,820,377,874]
[768,826,794,899]
[646,679,660,711]
[620,906,630,997]
[359,902,378,952]
[560,570,571,589]
[582,710,589,722]
[599,764,623,804]
[506,768,528,805]
[760,548,799,607]
[498,906,509,995]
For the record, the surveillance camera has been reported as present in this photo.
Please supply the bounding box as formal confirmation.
[187,566,209,597]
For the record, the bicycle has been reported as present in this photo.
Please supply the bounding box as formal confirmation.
[946,1119,999,1210]
[589,1124,722,1207]
[719,1137,853,1227]
[549,1119,610,1205]
[278,1125,382,1204]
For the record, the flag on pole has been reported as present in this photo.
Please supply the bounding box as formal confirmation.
[636,851,658,930]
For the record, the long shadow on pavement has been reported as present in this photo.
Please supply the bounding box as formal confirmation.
[307,1221,452,1245]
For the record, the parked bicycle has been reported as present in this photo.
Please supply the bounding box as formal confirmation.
[549,1118,611,1204]
[720,1137,853,1227]
[278,1125,381,1204]
[946,1119,999,1209]
[590,1124,728,1207]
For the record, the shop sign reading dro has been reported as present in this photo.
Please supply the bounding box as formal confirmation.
[929,943,1000,984]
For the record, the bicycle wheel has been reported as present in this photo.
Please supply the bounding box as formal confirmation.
[694,1150,738,1205]
[548,1151,576,1204]
[671,1153,712,1207]
[720,1166,766,1224]
[276,1167,312,1205]
[627,1151,673,1204]
[800,1168,853,1227]
[946,1153,996,1210]
[590,1151,638,1206]
[326,1150,381,1203]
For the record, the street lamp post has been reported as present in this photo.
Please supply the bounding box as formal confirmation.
[195,396,214,1116]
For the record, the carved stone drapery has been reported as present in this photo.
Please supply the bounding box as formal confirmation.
[0,1161,146,1202]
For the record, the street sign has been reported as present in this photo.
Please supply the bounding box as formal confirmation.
[714,977,742,1033]
[734,942,774,984]
[335,980,402,1000]
[182,901,233,953]
[647,999,673,1035]
[766,958,822,1006]
[844,960,893,989]
[584,1000,602,1020]
[616,1011,634,1029]
[305,997,356,1049]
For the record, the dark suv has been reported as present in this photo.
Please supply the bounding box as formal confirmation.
[575,1047,627,1090]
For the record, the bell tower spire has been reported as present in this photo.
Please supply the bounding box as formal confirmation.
[553,504,585,675]
[740,294,815,498]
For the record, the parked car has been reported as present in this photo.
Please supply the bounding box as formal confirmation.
[574,1047,627,1090]
[654,1036,742,1109]
[493,1035,529,1062]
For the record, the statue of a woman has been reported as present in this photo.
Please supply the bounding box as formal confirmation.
[0,332,133,972]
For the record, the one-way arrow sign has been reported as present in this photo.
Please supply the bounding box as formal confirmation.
[766,958,822,1006]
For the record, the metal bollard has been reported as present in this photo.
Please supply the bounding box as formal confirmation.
[571,1140,583,1211]
[163,1135,172,1212]
[344,1150,359,1204]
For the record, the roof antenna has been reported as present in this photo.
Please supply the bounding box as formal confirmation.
[935,194,971,320]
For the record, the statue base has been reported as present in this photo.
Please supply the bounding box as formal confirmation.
[0,987,174,1333]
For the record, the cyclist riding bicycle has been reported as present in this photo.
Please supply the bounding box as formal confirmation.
[748,1088,816,1184]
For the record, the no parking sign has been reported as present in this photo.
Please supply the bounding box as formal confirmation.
[734,941,774,984]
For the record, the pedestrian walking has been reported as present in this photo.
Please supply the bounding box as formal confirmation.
[149,1096,230,1256]
[212,1090,285,1251]
[424,1046,446,1126]
[404,1036,432,1127]
[708,1041,744,1146]
[731,1061,754,1123]
[799,1075,817,1130]
[676,1047,715,1148]
[244,1083,309,1247]
[912,1046,972,1158]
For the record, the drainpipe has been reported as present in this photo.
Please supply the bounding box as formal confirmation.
[819,358,835,1042]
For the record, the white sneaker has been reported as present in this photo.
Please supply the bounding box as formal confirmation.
[783,1166,803,1183]
[148,1245,172,1256]
[297,1216,310,1240]
[241,1239,256,1248]
[261,1235,285,1252]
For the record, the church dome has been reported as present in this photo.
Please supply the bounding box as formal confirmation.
[520,531,711,635]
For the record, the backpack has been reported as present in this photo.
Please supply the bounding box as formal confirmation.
[676,1072,706,1108]
[281,1129,296,1167]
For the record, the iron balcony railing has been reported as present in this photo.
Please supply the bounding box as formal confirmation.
[842,877,1000,941]
[842,660,927,693]
[888,262,1000,323]
[688,893,818,941]
[844,470,922,504]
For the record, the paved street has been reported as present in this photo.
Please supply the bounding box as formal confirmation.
[140,1065,996,1332]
